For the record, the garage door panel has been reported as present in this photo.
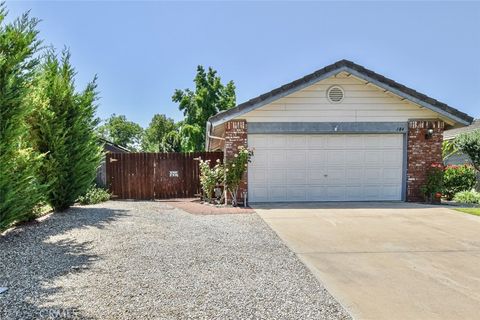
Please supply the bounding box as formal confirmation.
[287,187,307,201]
[250,150,267,167]
[288,135,308,148]
[308,150,326,166]
[249,168,267,184]
[308,168,327,184]
[345,151,364,165]
[307,186,328,200]
[382,185,401,199]
[327,135,345,148]
[382,135,403,148]
[287,151,307,167]
[345,186,363,200]
[270,187,287,201]
[307,135,326,148]
[365,151,384,165]
[327,150,345,165]
[365,167,383,183]
[346,167,363,183]
[384,168,402,182]
[269,135,288,148]
[327,186,346,201]
[248,133,403,202]
[268,169,286,184]
[250,135,268,148]
[287,169,307,185]
[383,150,403,164]
[327,168,346,184]
[345,135,364,148]
[250,187,268,202]
[268,150,287,167]
[364,135,383,148]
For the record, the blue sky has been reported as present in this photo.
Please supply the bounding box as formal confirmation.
[7,1,480,127]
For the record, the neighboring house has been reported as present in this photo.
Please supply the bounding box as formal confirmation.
[206,59,473,203]
[443,120,480,189]
[443,119,480,165]
[96,138,129,187]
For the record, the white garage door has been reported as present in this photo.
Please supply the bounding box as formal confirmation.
[248,134,404,202]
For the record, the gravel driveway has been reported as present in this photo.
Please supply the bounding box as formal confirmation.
[0,201,350,319]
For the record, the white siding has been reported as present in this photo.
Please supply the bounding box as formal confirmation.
[240,75,440,123]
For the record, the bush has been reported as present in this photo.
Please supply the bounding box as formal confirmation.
[420,163,444,202]
[77,187,110,205]
[0,7,46,231]
[443,165,477,200]
[453,190,480,204]
[455,130,480,172]
[28,50,103,211]
[198,159,224,203]
[225,146,253,206]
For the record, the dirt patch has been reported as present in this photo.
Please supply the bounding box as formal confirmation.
[160,198,255,215]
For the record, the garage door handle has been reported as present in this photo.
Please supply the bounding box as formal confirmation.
[324,174,328,177]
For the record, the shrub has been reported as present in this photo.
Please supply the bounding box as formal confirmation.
[455,130,480,172]
[198,159,224,203]
[0,7,46,230]
[28,50,103,211]
[453,190,480,204]
[443,165,477,200]
[420,163,444,202]
[225,146,253,206]
[77,187,111,205]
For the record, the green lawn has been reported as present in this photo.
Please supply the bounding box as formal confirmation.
[455,208,480,216]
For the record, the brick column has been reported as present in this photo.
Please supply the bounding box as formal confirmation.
[224,119,248,205]
[407,120,444,202]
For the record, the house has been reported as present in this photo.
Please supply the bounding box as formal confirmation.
[96,138,129,187]
[443,119,480,165]
[206,59,473,203]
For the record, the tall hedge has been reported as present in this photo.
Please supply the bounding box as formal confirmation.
[29,50,103,211]
[0,7,45,230]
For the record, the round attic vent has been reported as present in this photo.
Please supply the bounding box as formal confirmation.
[327,86,344,103]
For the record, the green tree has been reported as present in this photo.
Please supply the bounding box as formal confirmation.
[98,114,143,151]
[172,66,236,151]
[141,113,176,152]
[0,6,45,230]
[28,50,103,211]
[160,130,182,152]
[455,130,480,171]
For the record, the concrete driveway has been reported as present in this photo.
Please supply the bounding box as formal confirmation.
[254,202,480,320]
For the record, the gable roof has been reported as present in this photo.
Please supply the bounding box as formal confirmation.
[444,119,480,140]
[100,138,129,153]
[208,59,473,126]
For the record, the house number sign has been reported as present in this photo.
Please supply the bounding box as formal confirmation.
[169,171,179,177]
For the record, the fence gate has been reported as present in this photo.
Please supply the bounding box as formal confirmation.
[106,152,223,200]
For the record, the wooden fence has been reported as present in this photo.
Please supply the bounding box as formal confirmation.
[106,152,223,200]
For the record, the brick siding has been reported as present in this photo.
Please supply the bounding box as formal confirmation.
[224,120,248,204]
[407,120,444,202]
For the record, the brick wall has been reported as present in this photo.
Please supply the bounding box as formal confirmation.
[224,119,248,204]
[407,120,444,202]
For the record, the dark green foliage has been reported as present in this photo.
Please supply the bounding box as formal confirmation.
[161,130,182,152]
[98,114,143,151]
[29,50,103,211]
[443,165,477,200]
[77,186,110,205]
[455,130,480,171]
[172,66,236,151]
[141,113,176,152]
[0,6,45,230]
